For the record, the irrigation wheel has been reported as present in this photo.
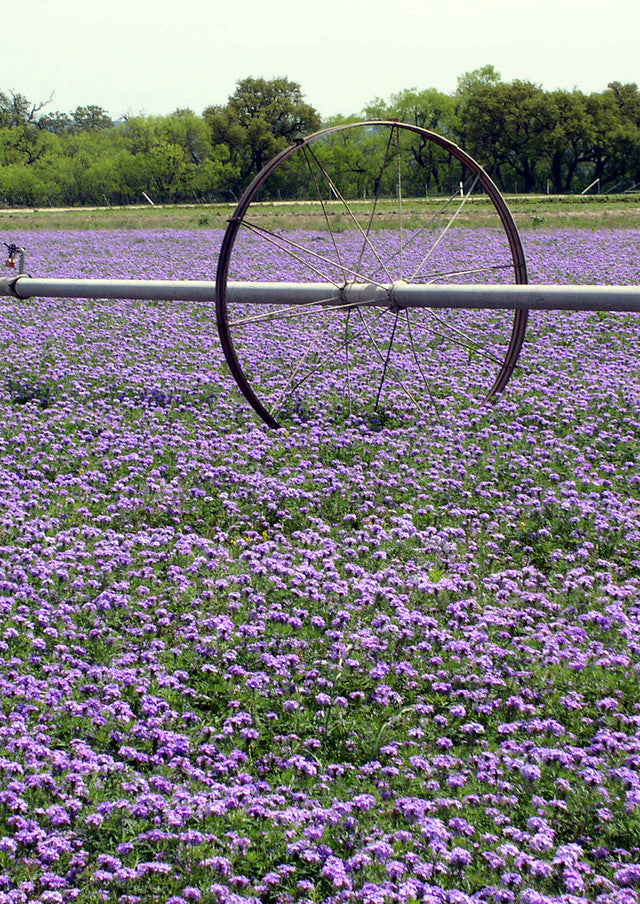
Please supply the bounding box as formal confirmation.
[215,120,528,428]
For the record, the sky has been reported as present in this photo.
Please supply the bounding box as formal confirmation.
[6,0,640,121]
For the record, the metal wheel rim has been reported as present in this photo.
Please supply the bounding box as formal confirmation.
[215,120,528,428]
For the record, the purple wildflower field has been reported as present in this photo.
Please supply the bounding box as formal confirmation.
[1,227,640,904]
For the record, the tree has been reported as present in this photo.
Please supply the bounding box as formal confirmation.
[165,109,212,164]
[4,73,640,206]
[546,90,593,193]
[601,83,640,189]
[0,122,58,167]
[0,163,49,205]
[365,87,457,134]
[364,88,461,194]
[456,65,501,97]
[223,77,320,139]
[0,90,52,127]
[72,105,113,132]
[38,111,74,134]
[458,78,556,192]
[203,77,321,194]
[584,90,627,189]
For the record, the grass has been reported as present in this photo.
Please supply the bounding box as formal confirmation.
[2,193,640,231]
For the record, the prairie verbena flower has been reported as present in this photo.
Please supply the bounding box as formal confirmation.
[2,227,640,902]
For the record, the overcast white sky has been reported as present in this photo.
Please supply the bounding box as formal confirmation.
[7,0,640,121]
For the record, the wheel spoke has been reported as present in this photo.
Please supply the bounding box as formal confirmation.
[420,262,515,284]
[355,307,425,412]
[304,143,395,282]
[404,310,443,419]
[239,219,389,289]
[355,127,397,277]
[344,308,353,417]
[418,311,508,366]
[229,296,368,327]
[374,310,400,411]
[302,145,345,275]
[272,308,390,409]
[396,126,404,280]
[409,174,480,282]
[270,333,326,416]
[362,183,475,285]
[215,120,528,428]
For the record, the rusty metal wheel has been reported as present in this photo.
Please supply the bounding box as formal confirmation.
[215,120,528,428]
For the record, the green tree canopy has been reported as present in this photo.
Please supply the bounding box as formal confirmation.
[2,72,640,205]
[458,76,558,191]
[72,105,113,132]
[204,77,321,194]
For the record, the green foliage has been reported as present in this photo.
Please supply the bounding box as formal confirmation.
[457,78,555,192]
[366,86,458,136]
[72,104,113,131]
[455,64,502,95]
[204,76,322,194]
[456,73,640,194]
[2,71,640,206]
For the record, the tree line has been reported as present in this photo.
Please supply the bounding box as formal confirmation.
[1,67,640,207]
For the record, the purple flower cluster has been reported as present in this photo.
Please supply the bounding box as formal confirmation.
[0,226,638,902]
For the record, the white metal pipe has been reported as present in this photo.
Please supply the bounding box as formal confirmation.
[3,276,640,313]
[389,283,640,313]
[2,277,217,303]
[0,278,342,305]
